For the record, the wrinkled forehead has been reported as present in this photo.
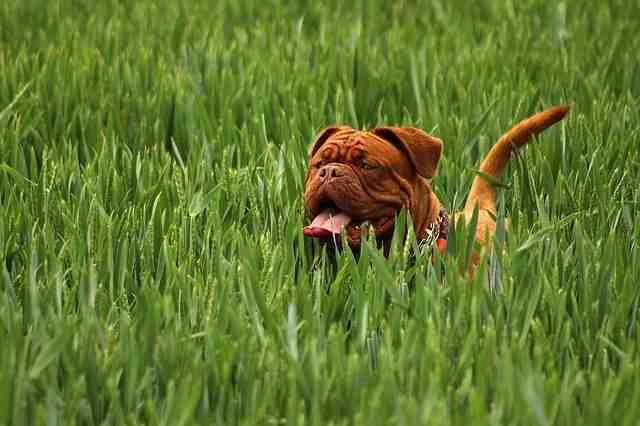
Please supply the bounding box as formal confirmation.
[317,129,409,164]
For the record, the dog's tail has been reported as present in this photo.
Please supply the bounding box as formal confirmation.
[464,105,571,215]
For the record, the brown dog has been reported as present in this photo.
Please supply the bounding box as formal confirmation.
[303,105,570,272]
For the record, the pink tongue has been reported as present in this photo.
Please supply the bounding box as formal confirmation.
[304,209,352,238]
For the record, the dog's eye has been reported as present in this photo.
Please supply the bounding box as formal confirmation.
[361,162,376,170]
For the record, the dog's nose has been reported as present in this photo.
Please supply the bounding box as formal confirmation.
[319,164,344,179]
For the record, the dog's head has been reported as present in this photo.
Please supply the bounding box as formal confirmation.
[303,125,443,248]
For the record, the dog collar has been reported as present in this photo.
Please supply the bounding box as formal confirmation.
[420,206,449,257]
[437,207,448,240]
[435,207,448,254]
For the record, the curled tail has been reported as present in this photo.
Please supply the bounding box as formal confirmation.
[464,105,571,215]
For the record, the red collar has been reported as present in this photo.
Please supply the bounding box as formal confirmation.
[425,207,448,256]
[436,207,448,254]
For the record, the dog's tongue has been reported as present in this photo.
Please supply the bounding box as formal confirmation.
[304,209,352,238]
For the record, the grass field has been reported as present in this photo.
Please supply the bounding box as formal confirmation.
[1,0,640,424]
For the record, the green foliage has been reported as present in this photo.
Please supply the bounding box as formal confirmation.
[1,0,639,424]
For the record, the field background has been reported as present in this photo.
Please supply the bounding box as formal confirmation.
[1,0,639,424]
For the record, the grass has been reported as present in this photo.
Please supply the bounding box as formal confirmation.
[1,0,639,424]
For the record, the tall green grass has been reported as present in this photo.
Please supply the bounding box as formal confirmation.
[1,0,639,424]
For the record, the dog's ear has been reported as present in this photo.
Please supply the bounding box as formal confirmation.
[371,127,443,178]
[308,125,351,158]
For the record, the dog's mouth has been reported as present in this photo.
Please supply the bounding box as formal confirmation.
[303,207,352,239]
[303,202,397,247]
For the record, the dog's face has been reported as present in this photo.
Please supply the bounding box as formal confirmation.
[303,125,443,248]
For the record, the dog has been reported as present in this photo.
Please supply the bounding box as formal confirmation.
[303,105,570,274]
